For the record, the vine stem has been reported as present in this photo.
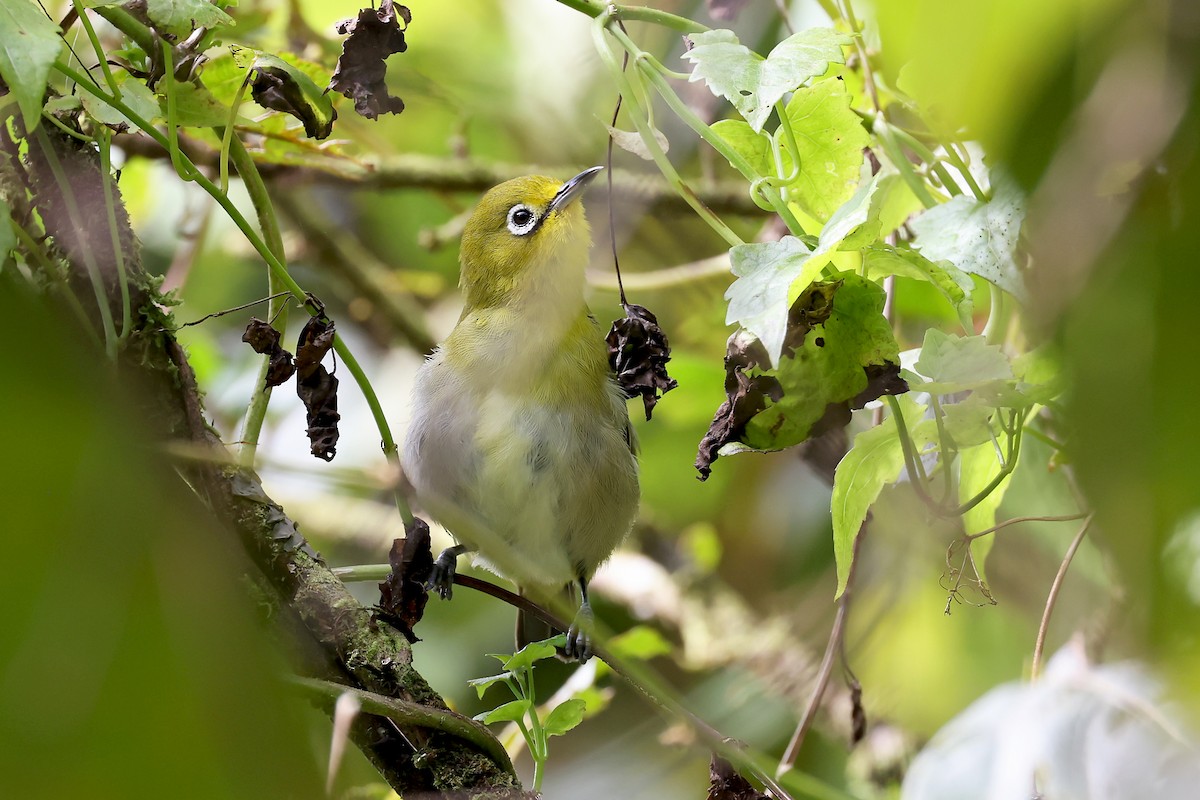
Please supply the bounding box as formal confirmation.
[629,47,810,237]
[964,512,1088,542]
[1030,514,1094,680]
[592,16,744,248]
[55,61,414,527]
[552,0,708,32]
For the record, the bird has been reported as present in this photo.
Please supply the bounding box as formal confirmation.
[402,167,639,661]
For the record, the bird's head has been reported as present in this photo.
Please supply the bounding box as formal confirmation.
[459,167,602,311]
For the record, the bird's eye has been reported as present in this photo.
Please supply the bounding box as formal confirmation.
[506,204,538,236]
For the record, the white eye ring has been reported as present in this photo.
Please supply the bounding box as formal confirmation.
[506,204,538,236]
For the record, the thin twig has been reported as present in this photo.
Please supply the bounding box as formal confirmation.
[606,23,631,307]
[964,512,1090,542]
[1031,514,1094,680]
[777,529,864,776]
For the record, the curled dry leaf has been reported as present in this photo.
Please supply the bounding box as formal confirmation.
[606,303,679,421]
[250,54,337,140]
[328,0,411,119]
[241,317,296,387]
[375,517,434,643]
[694,332,782,480]
[294,310,340,461]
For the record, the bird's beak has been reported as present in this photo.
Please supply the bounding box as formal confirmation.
[549,166,604,213]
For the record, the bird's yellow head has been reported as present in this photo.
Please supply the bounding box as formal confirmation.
[459,167,602,311]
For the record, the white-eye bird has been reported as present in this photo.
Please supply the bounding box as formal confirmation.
[402,167,639,661]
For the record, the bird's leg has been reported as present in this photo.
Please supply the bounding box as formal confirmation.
[564,574,594,663]
[425,544,470,600]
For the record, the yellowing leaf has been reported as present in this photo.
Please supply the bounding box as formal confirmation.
[784,79,871,220]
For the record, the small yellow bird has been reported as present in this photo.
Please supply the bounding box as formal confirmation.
[402,167,639,661]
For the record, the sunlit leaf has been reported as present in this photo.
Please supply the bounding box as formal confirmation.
[783,79,871,220]
[958,434,1016,577]
[543,699,586,737]
[911,169,1026,300]
[813,165,898,260]
[500,638,562,672]
[831,398,917,597]
[710,118,781,178]
[473,699,530,725]
[466,672,515,699]
[683,28,853,133]
[862,243,975,331]
[725,236,820,367]
[0,0,63,131]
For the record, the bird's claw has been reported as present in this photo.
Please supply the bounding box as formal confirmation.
[564,605,594,663]
[424,549,459,600]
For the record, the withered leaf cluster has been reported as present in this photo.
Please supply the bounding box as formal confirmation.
[706,755,767,800]
[607,303,679,421]
[694,333,781,480]
[240,304,341,461]
[374,517,434,643]
[329,0,411,119]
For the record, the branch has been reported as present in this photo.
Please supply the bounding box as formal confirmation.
[112,133,769,216]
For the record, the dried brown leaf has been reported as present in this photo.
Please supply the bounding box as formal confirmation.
[606,303,679,421]
[328,0,410,119]
[375,517,433,643]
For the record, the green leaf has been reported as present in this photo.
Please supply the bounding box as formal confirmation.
[725,236,821,366]
[466,672,514,699]
[710,119,778,177]
[911,169,1026,299]
[162,81,229,128]
[742,274,902,449]
[145,0,234,32]
[80,73,162,131]
[813,166,898,260]
[500,637,563,672]
[783,79,871,220]
[607,626,672,661]
[940,396,995,448]
[861,243,974,331]
[914,329,1013,394]
[473,699,531,725]
[831,404,910,597]
[542,699,586,737]
[959,435,1019,579]
[0,0,63,132]
[0,200,15,260]
[683,28,853,132]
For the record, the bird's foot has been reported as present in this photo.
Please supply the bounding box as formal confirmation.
[425,546,464,600]
[564,603,594,663]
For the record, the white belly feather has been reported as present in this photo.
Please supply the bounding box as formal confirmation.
[402,347,638,589]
